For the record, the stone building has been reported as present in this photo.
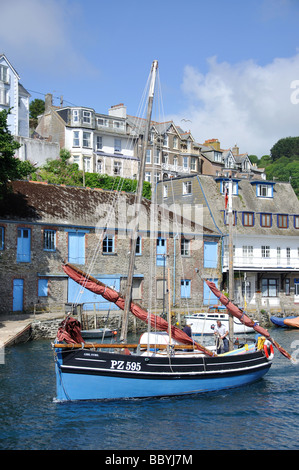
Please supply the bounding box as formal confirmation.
[156,174,299,314]
[0,180,221,316]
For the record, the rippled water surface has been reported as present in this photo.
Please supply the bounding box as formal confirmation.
[1,329,299,450]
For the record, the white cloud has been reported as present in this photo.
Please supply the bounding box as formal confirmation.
[0,0,98,79]
[171,54,299,156]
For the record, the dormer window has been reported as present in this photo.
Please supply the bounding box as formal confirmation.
[214,152,222,163]
[72,109,79,122]
[83,110,91,124]
[219,179,238,195]
[256,183,274,198]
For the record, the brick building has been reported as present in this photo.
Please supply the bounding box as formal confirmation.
[0,181,220,316]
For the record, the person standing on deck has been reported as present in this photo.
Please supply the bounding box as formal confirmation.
[214,320,229,354]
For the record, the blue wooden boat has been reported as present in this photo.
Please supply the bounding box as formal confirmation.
[52,61,293,402]
[270,316,299,328]
[54,340,272,402]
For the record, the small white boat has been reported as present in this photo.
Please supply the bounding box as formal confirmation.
[81,328,117,340]
[185,306,258,336]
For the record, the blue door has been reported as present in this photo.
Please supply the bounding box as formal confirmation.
[17,228,31,262]
[156,237,166,266]
[181,279,191,298]
[68,276,120,310]
[68,232,85,264]
[13,279,24,311]
[203,278,219,305]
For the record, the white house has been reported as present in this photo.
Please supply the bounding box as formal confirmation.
[156,174,299,314]
[0,53,30,138]
[36,98,139,179]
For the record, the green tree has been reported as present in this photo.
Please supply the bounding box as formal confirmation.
[0,109,36,199]
[29,99,45,119]
[270,137,299,161]
[0,109,21,196]
[248,154,258,165]
[265,157,299,197]
[32,149,151,198]
[258,155,272,168]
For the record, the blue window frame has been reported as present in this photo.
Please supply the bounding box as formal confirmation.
[219,179,239,195]
[256,183,274,198]
[68,231,85,264]
[260,213,272,227]
[204,241,218,268]
[43,229,56,251]
[17,228,31,262]
[38,279,48,297]
[136,236,142,255]
[242,212,254,227]
[181,279,191,298]
[277,214,288,229]
[294,215,299,229]
[223,210,237,226]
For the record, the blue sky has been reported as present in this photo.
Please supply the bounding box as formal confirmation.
[1,0,299,156]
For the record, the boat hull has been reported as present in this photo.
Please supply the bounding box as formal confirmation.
[54,348,272,401]
[185,313,257,335]
[270,316,299,328]
[81,328,116,339]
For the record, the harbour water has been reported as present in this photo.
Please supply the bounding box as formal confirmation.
[0,328,299,451]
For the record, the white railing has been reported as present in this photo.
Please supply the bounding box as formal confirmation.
[223,255,299,270]
[161,163,190,174]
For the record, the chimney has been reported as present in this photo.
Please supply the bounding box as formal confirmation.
[204,139,220,151]
[232,144,239,156]
[109,103,127,118]
[45,93,53,112]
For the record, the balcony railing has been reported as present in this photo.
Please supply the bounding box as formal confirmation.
[223,254,299,270]
[161,163,190,174]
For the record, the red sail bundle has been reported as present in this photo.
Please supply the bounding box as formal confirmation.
[62,263,215,356]
[205,280,293,361]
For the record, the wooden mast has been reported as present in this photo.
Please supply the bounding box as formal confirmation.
[120,60,158,343]
[228,176,234,351]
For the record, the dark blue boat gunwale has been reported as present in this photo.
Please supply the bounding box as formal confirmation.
[56,348,272,380]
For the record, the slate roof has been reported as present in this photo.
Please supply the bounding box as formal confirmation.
[198,175,299,237]
[0,181,218,238]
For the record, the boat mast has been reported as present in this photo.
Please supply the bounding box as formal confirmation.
[120,60,158,343]
[228,176,234,351]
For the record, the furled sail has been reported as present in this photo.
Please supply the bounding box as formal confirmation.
[206,280,293,361]
[62,263,215,356]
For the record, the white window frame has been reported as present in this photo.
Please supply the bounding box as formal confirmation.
[96,135,103,150]
[83,131,91,148]
[83,110,91,124]
[98,118,108,127]
[73,131,80,147]
[113,160,122,176]
[114,138,121,153]
[72,109,79,123]
[183,181,192,195]
[261,245,270,258]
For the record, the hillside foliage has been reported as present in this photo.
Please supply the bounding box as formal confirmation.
[31,149,152,199]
